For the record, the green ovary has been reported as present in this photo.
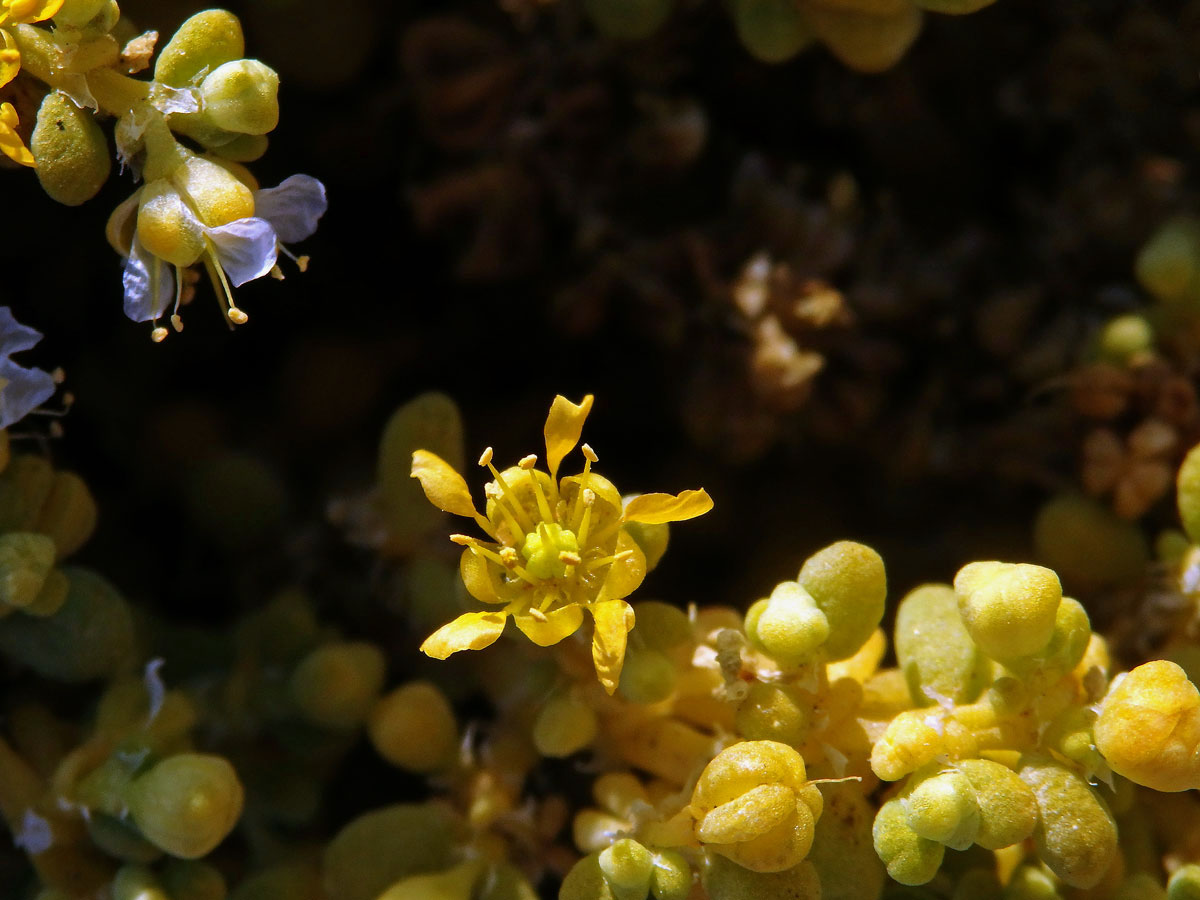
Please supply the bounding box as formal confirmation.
[521,522,580,580]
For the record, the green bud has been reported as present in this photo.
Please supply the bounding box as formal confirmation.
[0,533,55,612]
[31,91,110,206]
[1136,217,1200,306]
[895,583,991,706]
[745,580,830,665]
[199,60,280,135]
[368,681,459,773]
[903,769,979,850]
[798,541,887,661]
[533,694,598,757]
[0,566,134,682]
[1004,864,1063,900]
[872,798,944,886]
[561,854,616,900]
[289,641,386,730]
[734,682,810,745]
[124,754,245,859]
[619,646,677,704]
[582,0,673,41]
[155,10,246,87]
[1169,864,1200,900]
[113,866,168,900]
[732,0,816,64]
[323,804,460,900]
[631,601,691,651]
[1018,755,1117,889]
[1097,314,1154,364]
[599,838,654,896]
[52,0,110,27]
[952,759,1036,850]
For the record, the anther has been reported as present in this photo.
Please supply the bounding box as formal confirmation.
[527,608,548,623]
[170,314,184,332]
[583,488,596,507]
[559,550,581,567]
[269,265,285,281]
[518,454,537,469]
[151,327,168,343]
[479,447,494,467]
[582,443,598,463]
[499,547,519,569]
[227,308,249,325]
[50,368,65,385]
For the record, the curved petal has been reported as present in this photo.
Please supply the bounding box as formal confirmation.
[0,359,55,429]
[460,548,504,604]
[253,174,327,243]
[0,307,43,355]
[514,604,584,647]
[19,0,65,24]
[122,237,175,323]
[0,32,20,89]
[206,217,278,286]
[591,599,636,695]
[420,611,507,660]
[622,489,713,525]
[596,531,647,604]
[412,450,478,518]
[544,394,594,479]
[0,101,31,167]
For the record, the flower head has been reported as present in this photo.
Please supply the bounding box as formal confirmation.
[0,307,56,429]
[412,394,713,693]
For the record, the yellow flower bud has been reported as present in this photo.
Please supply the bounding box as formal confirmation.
[798,540,887,661]
[533,694,598,758]
[872,797,944,885]
[903,768,980,850]
[137,179,206,266]
[200,60,280,135]
[953,561,1061,662]
[368,681,459,773]
[871,710,947,782]
[124,754,244,859]
[690,740,822,873]
[290,641,385,730]
[171,156,256,227]
[155,10,245,87]
[745,581,829,666]
[1095,660,1200,792]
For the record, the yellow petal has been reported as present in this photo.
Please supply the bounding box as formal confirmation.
[596,530,647,604]
[460,548,504,604]
[0,32,20,89]
[622,489,713,525]
[544,394,594,478]
[12,0,64,24]
[420,611,507,659]
[0,103,32,167]
[514,604,584,646]
[591,599,636,695]
[411,449,478,518]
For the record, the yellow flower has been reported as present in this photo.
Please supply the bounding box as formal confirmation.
[412,394,712,693]
[0,0,63,166]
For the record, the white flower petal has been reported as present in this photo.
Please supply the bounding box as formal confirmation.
[0,359,56,430]
[207,217,279,287]
[0,307,44,355]
[149,83,200,116]
[253,174,327,243]
[122,237,175,323]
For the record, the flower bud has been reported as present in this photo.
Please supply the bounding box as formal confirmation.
[735,682,810,746]
[35,471,97,559]
[1095,660,1200,792]
[872,797,944,885]
[745,581,829,666]
[701,856,821,900]
[323,804,459,900]
[1135,217,1200,306]
[31,91,110,206]
[953,561,1061,662]
[368,681,459,772]
[903,768,980,850]
[953,758,1037,850]
[599,838,654,896]
[124,754,244,859]
[895,583,991,706]
[690,740,822,873]
[155,10,245,87]
[534,693,598,758]
[798,540,887,661]
[200,60,280,135]
[137,179,205,266]
[1018,755,1117,889]
[172,155,256,227]
[290,641,386,730]
[618,646,676,704]
[52,0,110,27]
[376,860,482,900]
[1169,864,1200,900]
[161,860,228,900]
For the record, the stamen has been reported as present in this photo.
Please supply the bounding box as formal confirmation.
[588,518,622,547]
[171,314,184,333]
[269,265,285,281]
[481,451,537,533]
[499,547,519,569]
[279,244,311,273]
[50,368,65,385]
[227,307,249,325]
[451,534,537,584]
[478,447,494,467]
[584,549,634,572]
[558,550,581,567]
[482,484,523,545]
[172,264,184,327]
[528,470,555,524]
[571,447,597,531]
[527,607,548,623]
[577,489,597,546]
[150,326,168,343]
[518,454,537,469]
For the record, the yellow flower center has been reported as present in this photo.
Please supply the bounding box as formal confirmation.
[521,522,580,580]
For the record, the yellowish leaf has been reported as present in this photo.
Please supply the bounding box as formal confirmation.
[544,394,594,478]
[591,599,635,695]
[411,450,477,518]
[420,611,507,659]
[622,489,713,525]
[514,604,584,647]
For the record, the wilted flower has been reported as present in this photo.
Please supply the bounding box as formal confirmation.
[412,394,712,693]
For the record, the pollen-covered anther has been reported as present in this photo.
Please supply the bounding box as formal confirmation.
[449,534,475,546]
[559,550,581,567]
[478,447,494,467]
[151,327,169,343]
[518,454,537,469]
[528,607,549,623]
[170,314,184,333]
[582,443,598,463]
[269,265,285,281]
[227,307,248,325]
[582,489,596,508]
[499,547,519,569]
